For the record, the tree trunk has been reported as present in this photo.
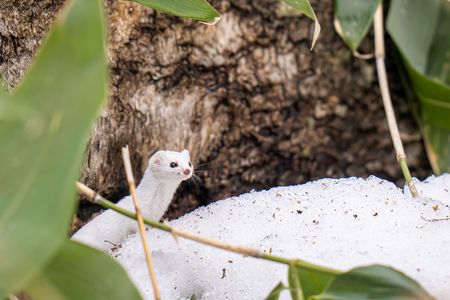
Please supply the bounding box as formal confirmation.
[0,0,430,226]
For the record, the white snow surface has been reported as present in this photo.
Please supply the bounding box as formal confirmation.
[112,175,450,299]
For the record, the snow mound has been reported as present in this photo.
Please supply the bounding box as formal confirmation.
[113,175,450,299]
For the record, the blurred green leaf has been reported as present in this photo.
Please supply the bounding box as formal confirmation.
[296,266,336,299]
[334,0,381,51]
[0,80,7,96]
[190,294,198,300]
[265,282,285,300]
[0,0,107,295]
[310,265,433,300]
[387,0,450,174]
[132,0,221,23]
[283,0,314,19]
[288,264,304,300]
[283,0,321,49]
[423,125,450,173]
[25,241,141,300]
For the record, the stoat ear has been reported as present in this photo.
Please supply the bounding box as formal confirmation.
[181,149,190,160]
[150,151,163,165]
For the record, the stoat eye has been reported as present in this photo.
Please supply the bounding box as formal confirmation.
[188,162,192,167]
[170,162,178,168]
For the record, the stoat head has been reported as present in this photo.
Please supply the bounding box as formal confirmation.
[149,149,193,182]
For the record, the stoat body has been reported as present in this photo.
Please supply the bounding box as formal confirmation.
[72,149,193,252]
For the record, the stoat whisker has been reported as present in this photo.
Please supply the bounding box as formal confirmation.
[185,175,202,192]
[186,178,196,191]
[194,162,210,169]
[192,174,203,183]
[193,175,203,191]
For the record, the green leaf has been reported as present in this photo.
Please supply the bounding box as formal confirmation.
[132,0,221,24]
[283,0,321,49]
[190,294,198,300]
[423,125,450,173]
[25,241,141,300]
[0,0,107,296]
[387,0,450,174]
[310,265,433,300]
[288,264,304,300]
[296,266,336,299]
[265,282,286,300]
[0,80,7,96]
[334,0,381,51]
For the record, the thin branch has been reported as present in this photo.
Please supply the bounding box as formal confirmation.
[76,181,341,276]
[122,145,160,300]
[352,50,374,60]
[373,3,419,198]
[420,215,450,223]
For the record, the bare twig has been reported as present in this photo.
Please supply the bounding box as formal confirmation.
[121,146,160,300]
[76,181,341,276]
[420,215,450,223]
[76,181,101,203]
[373,4,419,198]
[352,50,374,60]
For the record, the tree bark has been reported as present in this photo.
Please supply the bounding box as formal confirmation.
[0,0,430,225]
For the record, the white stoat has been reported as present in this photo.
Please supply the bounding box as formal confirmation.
[72,149,193,252]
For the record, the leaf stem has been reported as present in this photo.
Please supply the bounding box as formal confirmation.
[121,146,160,300]
[76,182,341,276]
[373,3,419,198]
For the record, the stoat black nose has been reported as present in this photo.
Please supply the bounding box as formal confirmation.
[183,169,191,175]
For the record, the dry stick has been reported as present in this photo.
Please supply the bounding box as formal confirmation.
[373,4,419,198]
[121,146,161,300]
[420,216,450,223]
[75,181,341,276]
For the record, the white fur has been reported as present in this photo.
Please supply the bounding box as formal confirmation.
[72,149,193,252]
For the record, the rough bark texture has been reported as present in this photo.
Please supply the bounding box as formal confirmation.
[0,0,65,87]
[0,0,430,226]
